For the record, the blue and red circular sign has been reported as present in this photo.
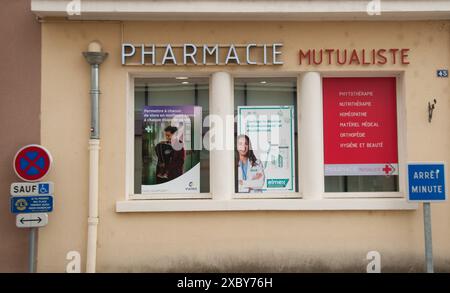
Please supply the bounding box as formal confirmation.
[13,144,52,182]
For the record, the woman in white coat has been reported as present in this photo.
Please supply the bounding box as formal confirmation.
[236,134,265,193]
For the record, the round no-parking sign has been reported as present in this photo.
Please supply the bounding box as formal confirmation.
[13,144,52,182]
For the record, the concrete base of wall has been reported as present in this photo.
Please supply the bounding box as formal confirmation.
[97,253,450,273]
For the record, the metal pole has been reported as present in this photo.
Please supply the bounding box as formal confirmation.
[83,49,107,273]
[90,64,100,139]
[423,202,434,273]
[82,51,108,138]
[28,227,37,273]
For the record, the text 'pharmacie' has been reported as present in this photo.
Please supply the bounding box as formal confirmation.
[121,43,284,66]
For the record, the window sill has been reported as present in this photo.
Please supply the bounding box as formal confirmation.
[323,192,403,198]
[116,198,418,212]
[130,193,212,200]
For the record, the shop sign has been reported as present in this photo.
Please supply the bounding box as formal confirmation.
[122,43,283,65]
[299,48,410,66]
[323,77,398,176]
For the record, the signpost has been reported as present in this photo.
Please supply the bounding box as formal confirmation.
[11,182,54,196]
[407,163,447,273]
[13,144,52,182]
[16,213,48,228]
[10,196,54,213]
[10,144,54,273]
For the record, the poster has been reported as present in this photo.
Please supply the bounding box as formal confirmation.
[237,106,295,193]
[323,77,398,176]
[141,106,202,193]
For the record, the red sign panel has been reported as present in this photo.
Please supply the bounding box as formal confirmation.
[14,145,52,182]
[323,77,398,176]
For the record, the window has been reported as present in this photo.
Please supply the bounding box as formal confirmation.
[234,78,299,196]
[323,77,399,192]
[134,77,210,197]
[118,73,415,212]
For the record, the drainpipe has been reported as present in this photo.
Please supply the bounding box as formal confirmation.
[82,41,108,273]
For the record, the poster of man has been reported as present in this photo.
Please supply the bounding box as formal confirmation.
[141,105,202,194]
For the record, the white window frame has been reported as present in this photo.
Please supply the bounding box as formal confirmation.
[126,72,212,200]
[232,74,301,199]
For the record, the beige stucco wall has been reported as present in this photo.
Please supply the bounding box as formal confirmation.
[38,21,450,272]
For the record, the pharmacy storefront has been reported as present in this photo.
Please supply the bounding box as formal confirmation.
[31,1,450,272]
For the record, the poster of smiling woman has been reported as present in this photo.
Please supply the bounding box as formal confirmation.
[237,106,296,194]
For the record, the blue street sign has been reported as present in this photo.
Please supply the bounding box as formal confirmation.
[407,163,446,202]
[38,183,50,194]
[436,69,448,78]
[10,196,54,214]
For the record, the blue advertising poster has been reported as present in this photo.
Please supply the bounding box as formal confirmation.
[408,163,446,202]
